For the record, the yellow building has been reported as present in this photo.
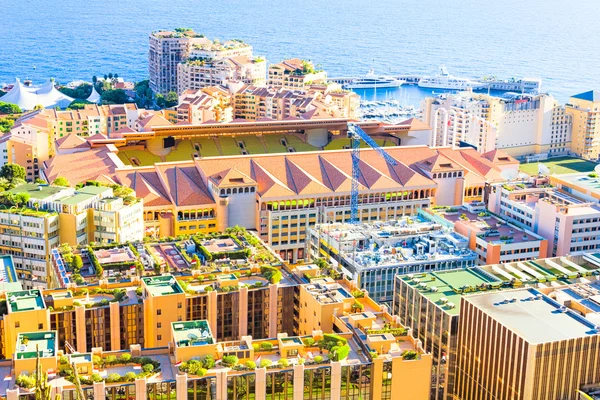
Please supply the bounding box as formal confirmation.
[141,275,187,347]
[267,58,327,91]
[2,290,50,359]
[567,90,600,160]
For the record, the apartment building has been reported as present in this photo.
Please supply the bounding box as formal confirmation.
[177,56,266,95]
[148,29,210,94]
[307,217,477,303]
[454,288,600,400]
[0,270,432,399]
[421,202,547,265]
[176,87,233,124]
[267,58,327,91]
[0,183,143,288]
[488,180,600,257]
[567,90,600,160]
[393,255,600,400]
[422,92,572,158]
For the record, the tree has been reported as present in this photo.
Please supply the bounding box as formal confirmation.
[104,75,108,80]
[67,99,92,110]
[101,89,129,104]
[92,76,98,85]
[0,101,21,114]
[14,193,30,207]
[33,104,44,110]
[165,91,178,108]
[34,178,47,184]
[52,177,70,187]
[0,163,25,182]
[114,73,119,79]
[0,117,14,133]
[73,255,83,273]
[155,93,166,108]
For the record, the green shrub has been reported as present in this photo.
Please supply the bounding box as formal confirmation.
[252,343,260,351]
[221,355,239,367]
[15,374,35,388]
[279,358,289,367]
[261,266,282,283]
[203,354,215,369]
[197,368,207,377]
[105,355,117,365]
[402,350,418,360]
[259,359,272,368]
[90,373,103,382]
[260,342,273,351]
[107,373,121,383]
[92,355,102,366]
[245,360,256,370]
[59,355,69,365]
[314,356,323,363]
[303,338,315,347]
[124,372,137,381]
[120,353,132,363]
[142,364,154,373]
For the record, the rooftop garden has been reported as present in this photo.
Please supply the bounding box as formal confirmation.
[57,353,160,385]
[75,180,139,205]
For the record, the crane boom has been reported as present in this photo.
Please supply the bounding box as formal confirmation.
[348,123,398,224]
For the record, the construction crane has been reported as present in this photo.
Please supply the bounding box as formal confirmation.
[348,122,397,224]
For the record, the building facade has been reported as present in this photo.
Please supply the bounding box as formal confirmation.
[422,92,572,159]
[567,90,600,160]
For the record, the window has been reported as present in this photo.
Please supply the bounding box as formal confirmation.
[177,302,182,309]
[15,322,20,328]
[157,309,162,316]
[38,323,43,329]
[157,335,162,341]
[157,323,161,328]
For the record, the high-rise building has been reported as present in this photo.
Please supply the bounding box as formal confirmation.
[148,29,210,95]
[393,255,600,400]
[422,92,572,159]
[454,288,600,400]
[567,90,600,160]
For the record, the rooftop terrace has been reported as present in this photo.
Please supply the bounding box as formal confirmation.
[143,275,184,297]
[15,331,56,359]
[315,217,475,270]
[8,183,66,200]
[467,288,600,344]
[304,282,354,305]
[7,289,46,312]
[172,320,214,347]
[400,255,600,315]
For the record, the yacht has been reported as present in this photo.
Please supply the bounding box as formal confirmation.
[418,66,484,90]
[344,69,405,89]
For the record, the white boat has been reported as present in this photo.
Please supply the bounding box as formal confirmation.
[344,68,405,89]
[418,66,484,90]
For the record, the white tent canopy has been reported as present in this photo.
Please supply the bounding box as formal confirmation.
[0,78,74,110]
[86,86,101,103]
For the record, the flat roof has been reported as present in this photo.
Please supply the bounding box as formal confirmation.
[143,275,184,296]
[15,331,56,359]
[555,173,600,195]
[466,288,600,344]
[7,289,45,312]
[172,320,214,347]
[0,255,18,283]
[8,184,66,200]
[402,269,494,316]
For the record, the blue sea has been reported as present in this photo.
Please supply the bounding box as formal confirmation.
[1,0,599,107]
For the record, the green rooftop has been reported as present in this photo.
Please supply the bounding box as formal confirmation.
[15,331,56,359]
[143,275,184,296]
[172,320,214,347]
[7,289,46,312]
[8,184,66,200]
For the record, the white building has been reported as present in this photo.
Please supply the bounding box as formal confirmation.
[422,92,572,159]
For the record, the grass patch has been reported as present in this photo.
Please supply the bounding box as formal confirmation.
[520,157,598,176]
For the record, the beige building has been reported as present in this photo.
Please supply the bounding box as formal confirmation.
[177,56,266,95]
[454,288,600,400]
[423,92,572,159]
[148,29,210,94]
[177,87,233,124]
[567,90,600,160]
[268,58,327,91]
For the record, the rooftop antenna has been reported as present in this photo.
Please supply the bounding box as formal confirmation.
[500,168,519,181]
